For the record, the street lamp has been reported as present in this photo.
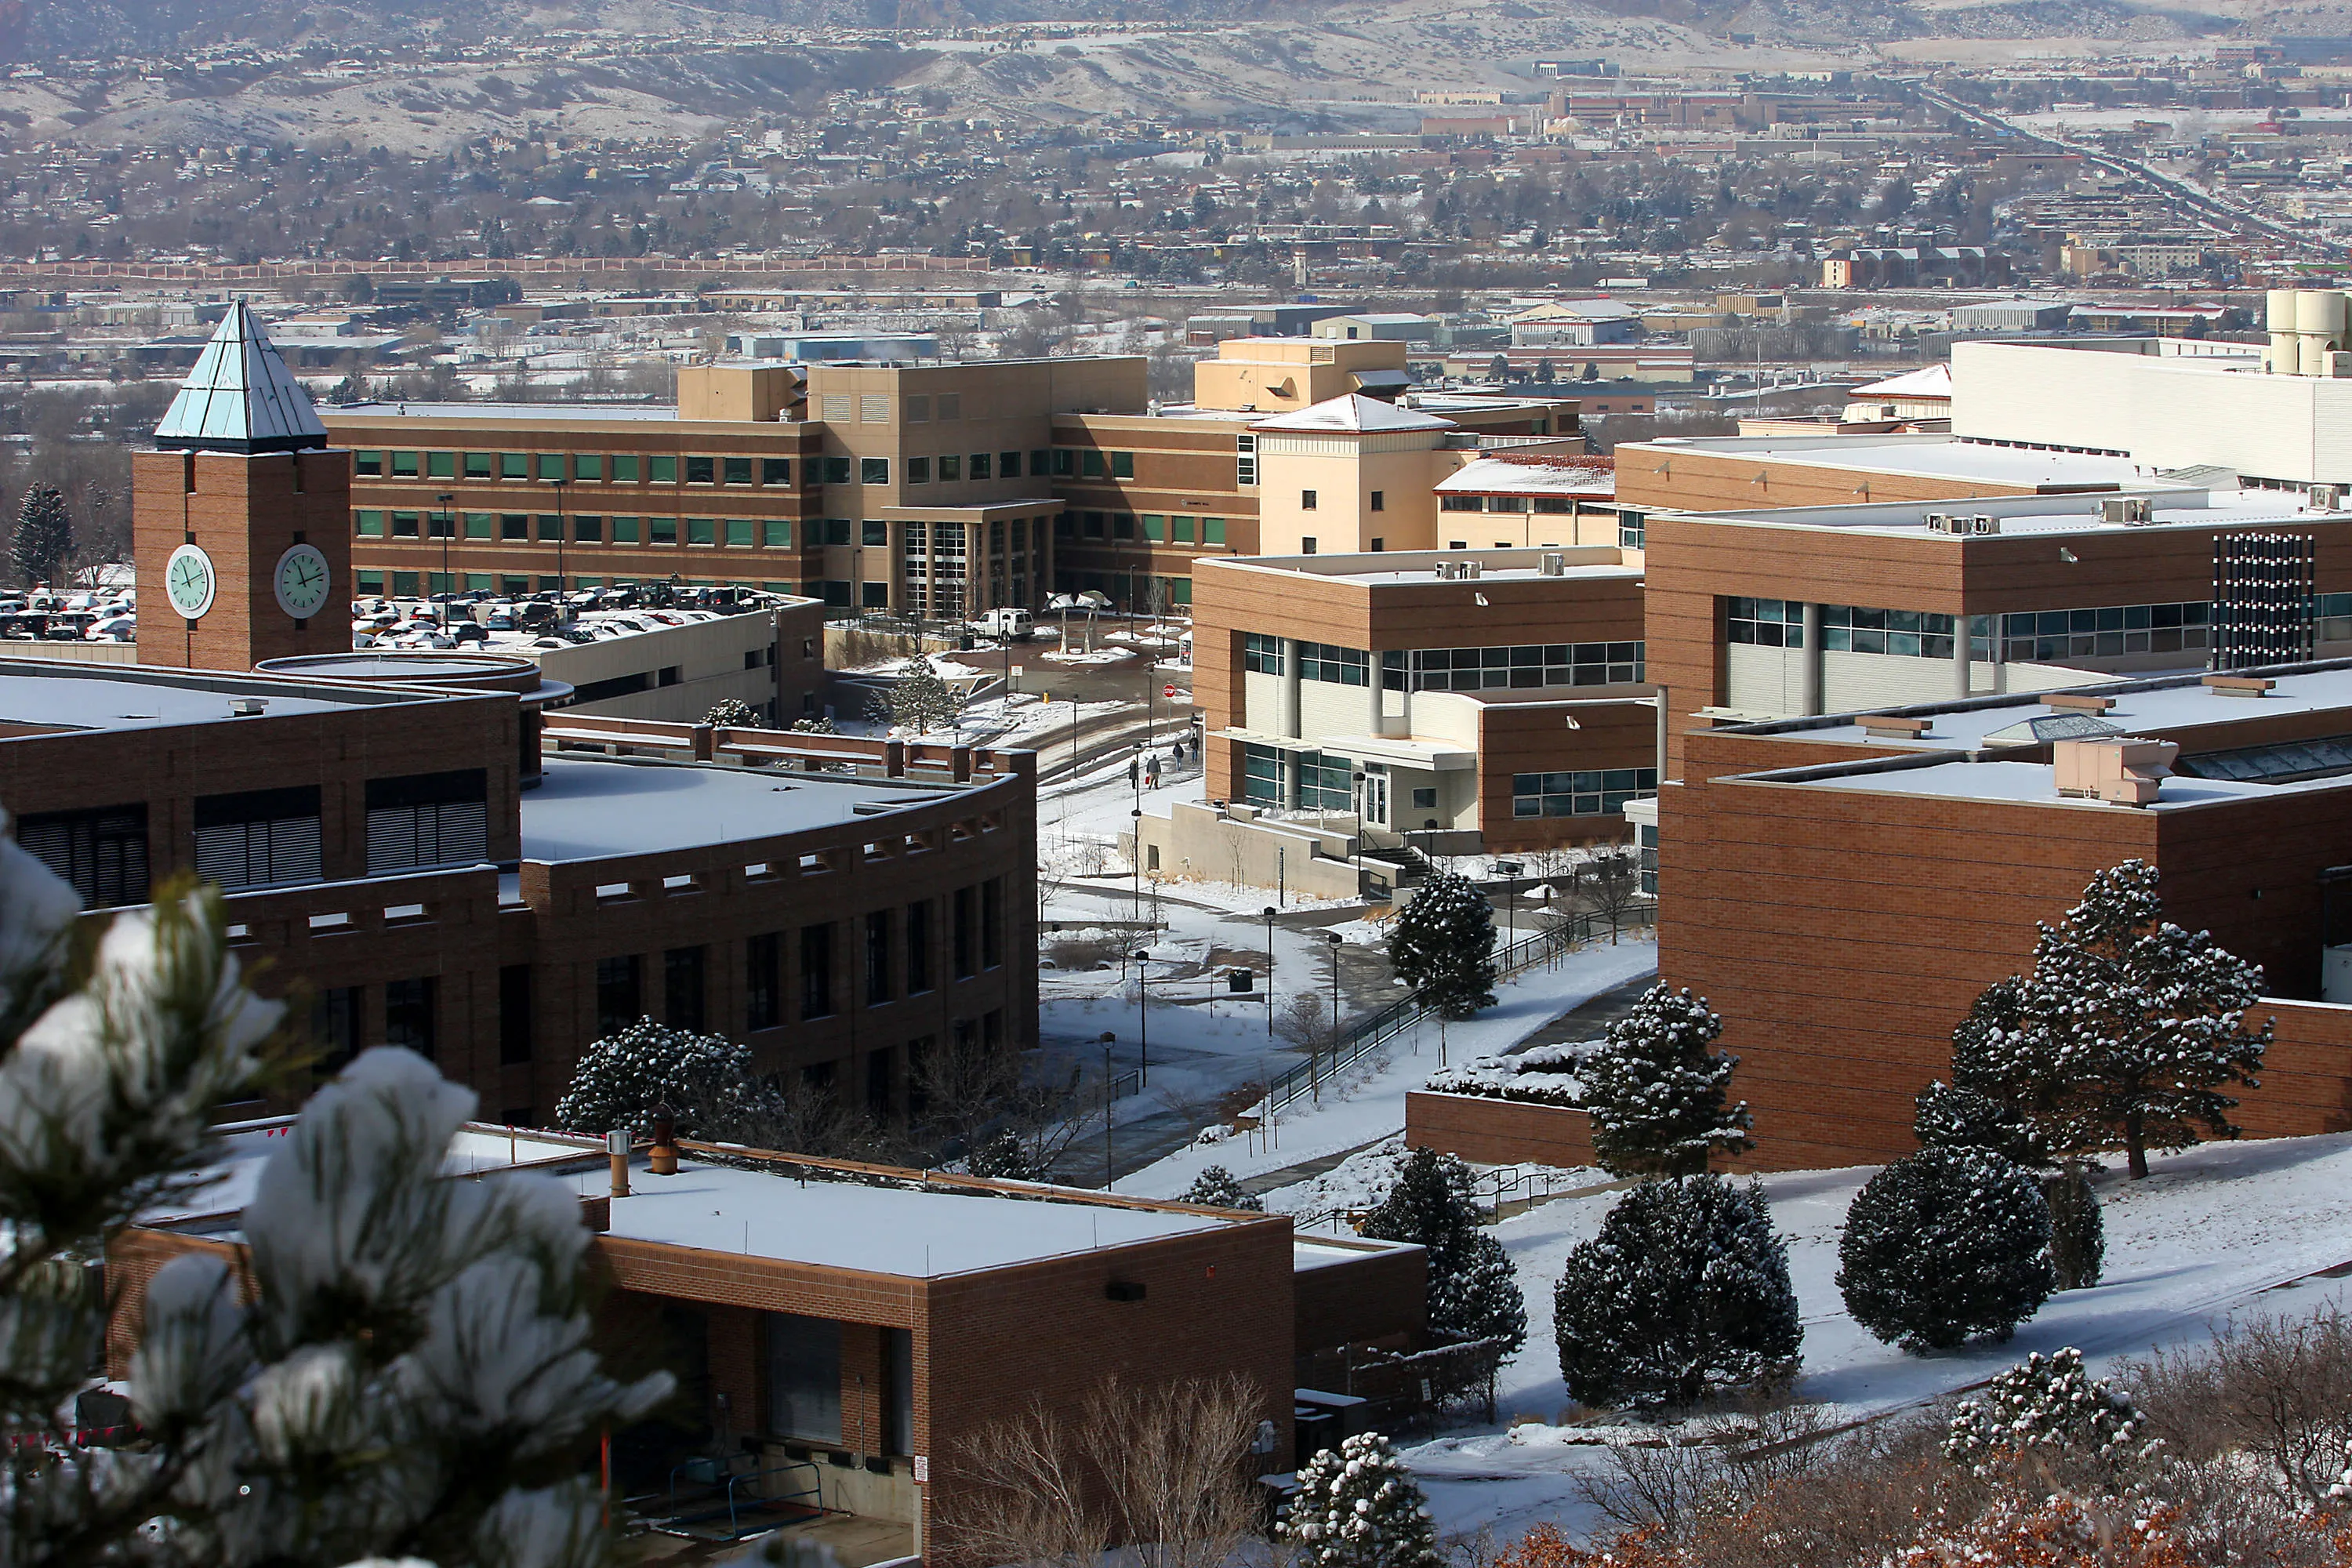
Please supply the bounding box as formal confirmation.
[1319,928,1341,1105]
[551,477,570,610]
[435,491,455,626]
[1097,1031,1117,1188]
[1261,906,1278,1039]
[1131,949,1150,1090]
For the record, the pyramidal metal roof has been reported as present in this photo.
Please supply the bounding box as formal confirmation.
[1250,393,1457,434]
[153,301,330,456]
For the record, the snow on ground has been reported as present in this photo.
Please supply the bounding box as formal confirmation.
[1112,936,1659,1200]
[1401,1130,2352,1548]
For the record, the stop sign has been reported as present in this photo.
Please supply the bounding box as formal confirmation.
[1164,684,1178,697]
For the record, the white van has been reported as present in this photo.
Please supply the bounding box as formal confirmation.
[977,607,1034,641]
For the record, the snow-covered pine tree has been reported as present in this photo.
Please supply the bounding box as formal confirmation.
[1359,1146,1526,1356]
[965,1127,1043,1181]
[1577,985,1752,1178]
[1913,1078,2042,1167]
[10,485,71,587]
[1280,1431,1444,1568]
[1917,1077,2103,1291]
[702,697,759,728]
[886,661,963,735]
[1552,1175,1800,1410]
[1388,870,1497,1020]
[789,715,838,734]
[2009,859,2271,1180]
[1838,1145,2056,1353]
[1944,1346,2151,1479]
[2041,1163,2105,1291]
[0,817,746,1568]
[1180,1164,1265,1211]
[553,1016,768,1138]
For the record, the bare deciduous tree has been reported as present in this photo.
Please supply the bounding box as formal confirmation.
[1573,846,1646,945]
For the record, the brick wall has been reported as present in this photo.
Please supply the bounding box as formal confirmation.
[1406,1090,1599,1167]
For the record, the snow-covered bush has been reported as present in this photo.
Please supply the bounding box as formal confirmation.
[1388,871,1497,1021]
[1945,1347,2151,1479]
[1179,1164,1264,1212]
[1552,1175,1801,1410]
[1577,985,1751,1178]
[873,661,962,735]
[1280,1432,1443,1568]
[1915,1079,2104,1291]
[964,1127,1043,1181]
[1838,1145,2055,1352]
[1421,1041,1587,1106]
[0,815,715,1568]
[1359,1147,1526,1357]
[702,697,759,728]
[1914,1077,2041,1167]
[553,1016,766,1138]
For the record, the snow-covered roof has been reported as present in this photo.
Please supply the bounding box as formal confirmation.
[0,664,434,732]
[154,300,332,456]
[1847,362,1953,401]
[518,757,943,863]
[1433,456,1617,496]
[1251,394,1457,434]
[328,401,684,425]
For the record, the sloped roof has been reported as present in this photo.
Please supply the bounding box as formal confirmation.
[1434,456,1617,495]
[1250,393,1456,434]
[154,301,331,456]
[1847,361,1953,402]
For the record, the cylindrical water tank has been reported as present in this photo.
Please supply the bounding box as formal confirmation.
[2270,289,2302,332]
[2296,289,2347,338]
[2305,333,2336,376]
[2274,332,2301,371]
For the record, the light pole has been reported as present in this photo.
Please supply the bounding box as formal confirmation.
[552,476,571,609]
[1319,928,1341,1104]
[1131,949,1150,1090]
[436,491,455,626]
[1098,1031,1117,1188]
[1261,905,1277,1039]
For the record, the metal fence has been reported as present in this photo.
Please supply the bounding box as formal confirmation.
[1263,906,1653,1114]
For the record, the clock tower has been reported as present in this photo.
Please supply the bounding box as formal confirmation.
[134,302,351,671]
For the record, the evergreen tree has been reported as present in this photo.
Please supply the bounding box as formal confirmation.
[1577,985,1752,1178]
[1951,861,2270,1178]
[881,661,962,734]
[2041,1164,2106,1292]
[1388,870,1496,1020]
[1180,1163,1265,1211]
[1280,1432,1443,1568]
[1360,1147,1526,1356]
[1552,1175,1801,1410]
[702,697,759,728]
[1838,1145,2055,1353]
[554,1016,767,1138]
[965,1127,1043,1181]
[789,715,837,734]
[0,822,684,1568]
[1944,1346,2151,1479]
[1916,1080,2104,1291]
[10,485,71,587]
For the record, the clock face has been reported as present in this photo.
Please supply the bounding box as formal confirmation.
[164,543,216,620]
[274,543,332,621]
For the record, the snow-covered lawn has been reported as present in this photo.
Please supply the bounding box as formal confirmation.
[1403,1130,2352,1547]
[1114,937,1660,1199]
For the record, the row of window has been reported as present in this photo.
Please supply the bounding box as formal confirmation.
[1512,768,1659,819]
[354,449,1079,490]
[904,452,1034,485]
[1241,744,1355,812]
[1053,448,1138,480]
[1388,644,1645,691]
[1140,515,1232,546]
[358,510,798,548]
[1727,597,2216,662]
[1441,495,1581,514]
[20,771,488,907]
[357,568,803,598]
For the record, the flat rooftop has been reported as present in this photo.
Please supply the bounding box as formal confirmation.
[1794,755,2292,811]
[1666,485,2339,542]
[1730,663,2352,755]
[1634,432,2148,490]
[155,1120,595,1225]
[0,662,438,734]
[1207,545,1641,588]
[520,757,947,863]
[328,401,691,424]
[600,1156,1242,1277]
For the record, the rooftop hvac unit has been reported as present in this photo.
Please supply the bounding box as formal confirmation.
[1541,552,1566,576]
[2100,497,2154,525]
[2314,484,2343,510]
[1923,511,1955,532]
[1969,515,2001,535]
[1433,561,1454,579]
[1465,561,1483,579]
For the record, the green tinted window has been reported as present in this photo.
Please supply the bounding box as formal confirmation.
[763,520,792,548]
[391,452,419,478]
[650,517,678,544]
[575,454,605,481]
[464,452,493,479]
[649,456,678,484]
[1142,514,1166,543]
[613,456,641,483]
[355,510,385,538]
[354,451,383,477]
[537,515,563,542]
[688,518,716,545]
[502,514,528,540]
[1203,517,1226,545]
[465,573,492,592]
[391,512,420,538]
[762,458,790,485]
[464,513,492,539]
[1173,516,1196,543]
[426,452,456,479]
[724,456,753,485]
[1081,449,1105,478]
[537,453,568,482]
[1111,452,1134,479]
[357,570,385,594]
[391,572,420,596]
[688,456,716,485]
[724,518,753,547]
[1172,577,1192,604]
[500,453,528,479]
[614,517,641,543]
[575,516,604,543]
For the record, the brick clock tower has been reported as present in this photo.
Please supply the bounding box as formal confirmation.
[133,303,351,671]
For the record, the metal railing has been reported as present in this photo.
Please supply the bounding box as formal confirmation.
[1263,906,1654,1113]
